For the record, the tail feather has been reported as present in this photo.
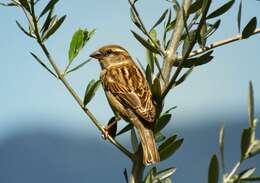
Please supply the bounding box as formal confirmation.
[137,125,160,165]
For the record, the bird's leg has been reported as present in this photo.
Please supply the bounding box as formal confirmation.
[102,116,121,140]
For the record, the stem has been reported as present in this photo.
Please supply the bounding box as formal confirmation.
[162,0,192,85]
[176,28,260,62]
[28,2,134,161]
[129,146,145,183]
[224,161,241,183]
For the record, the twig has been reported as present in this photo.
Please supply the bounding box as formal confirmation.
[224,161,241,183]
[129,146,145,183]
[162,0,192,85]
[28,1,134,161]
[176,28,260,61]
[128,0,165,56]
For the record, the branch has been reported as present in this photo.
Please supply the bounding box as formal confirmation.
[176,28,260,62]
[162,0,192,85]
[28,1,134,161]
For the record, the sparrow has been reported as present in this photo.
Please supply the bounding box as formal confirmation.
[90,44,160,165]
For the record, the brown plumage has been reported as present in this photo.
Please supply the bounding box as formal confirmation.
[90,44,160,165]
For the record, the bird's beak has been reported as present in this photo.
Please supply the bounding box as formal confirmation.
[90,50,102,59]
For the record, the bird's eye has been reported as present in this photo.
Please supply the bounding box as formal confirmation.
[106,50,112,55]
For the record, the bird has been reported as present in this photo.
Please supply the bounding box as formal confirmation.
[90,44,160,165]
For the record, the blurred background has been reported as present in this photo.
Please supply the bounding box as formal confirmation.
[0,1,260,182]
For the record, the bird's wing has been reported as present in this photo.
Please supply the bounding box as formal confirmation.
[103,64,156,123]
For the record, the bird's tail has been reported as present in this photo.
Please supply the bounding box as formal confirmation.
[136,123,160,165]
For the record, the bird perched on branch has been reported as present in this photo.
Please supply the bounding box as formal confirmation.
[90,44,160,165]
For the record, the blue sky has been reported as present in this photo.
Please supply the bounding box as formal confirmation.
[0,0,260,140]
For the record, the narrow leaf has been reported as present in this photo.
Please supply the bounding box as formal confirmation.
[237,0,242,33]
[219,125,225,170]
[39,0,59,18]
[43,15,66,41]
[182,51,214,68]
[131,128,138,153]
[123,168,129,183]
[155,167,176,181]
[239,167,256,180]
[131,30,160,54]
[155,114,172,132]
[151,77,161,102]
[188,0,203,14]
[208,154,219,183]
[18,0,30,12]
[175,66,194,86]
[106,117,117,138]
[145,65,152,87]
[207,0,235,19]
[30,52,57,78]
[241,128,252,159]
[241,177,260,181]
[248,81,254,127]
[66,58,92,74]
[159,136,183,161]
[242,17,257,39]
[249,140,260,158]
[16,20,34,38]
[83,80,101,106]
[68,29,92,63]
[116,124,133,136]
[155,132,166,143]
[151,9,168,31]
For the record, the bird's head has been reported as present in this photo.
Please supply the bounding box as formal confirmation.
[90,45,131,68]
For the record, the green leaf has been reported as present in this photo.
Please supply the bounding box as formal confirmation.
[241,128,252,159]
[131,30,160,54]
[83,80,101,106]
[188,0,203,14]
[42,15,66,41]
[165,106,177,114]
[165,19,176,32]
[30,52,57,78]
[205,19,221,38]
[241,176,260,181]
[248,81,254,127]
[249,140,260,158]
[130,8,143,32]
[175,66,194,86]
[242,17,257,39]
[155,114,172,132]
[151,77,161,102]
[165,178,172,183]
[145,65,152,87]
[155,167,176,181]
[106,117,117,138]
[182,30,196,56]
[237,0,242,33]
[182,51,214,68]
[144,167,157,183]
[208,154,219,183]
[219,125,225,170]
[16,20,34,38]
[68,29,94,63]
[150,9,168,31]
[66,58,92,74]
[131,128,138,153]
[18,0,30,12]
[159,135,183,161]
[123,168,128,183]
[116,124,133,136]
[238,167,256,180]
[155,132,166,143]
[39,0,59,18]
[207,0,235,19]
[41,7,54,35]
[146,49,154,72]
